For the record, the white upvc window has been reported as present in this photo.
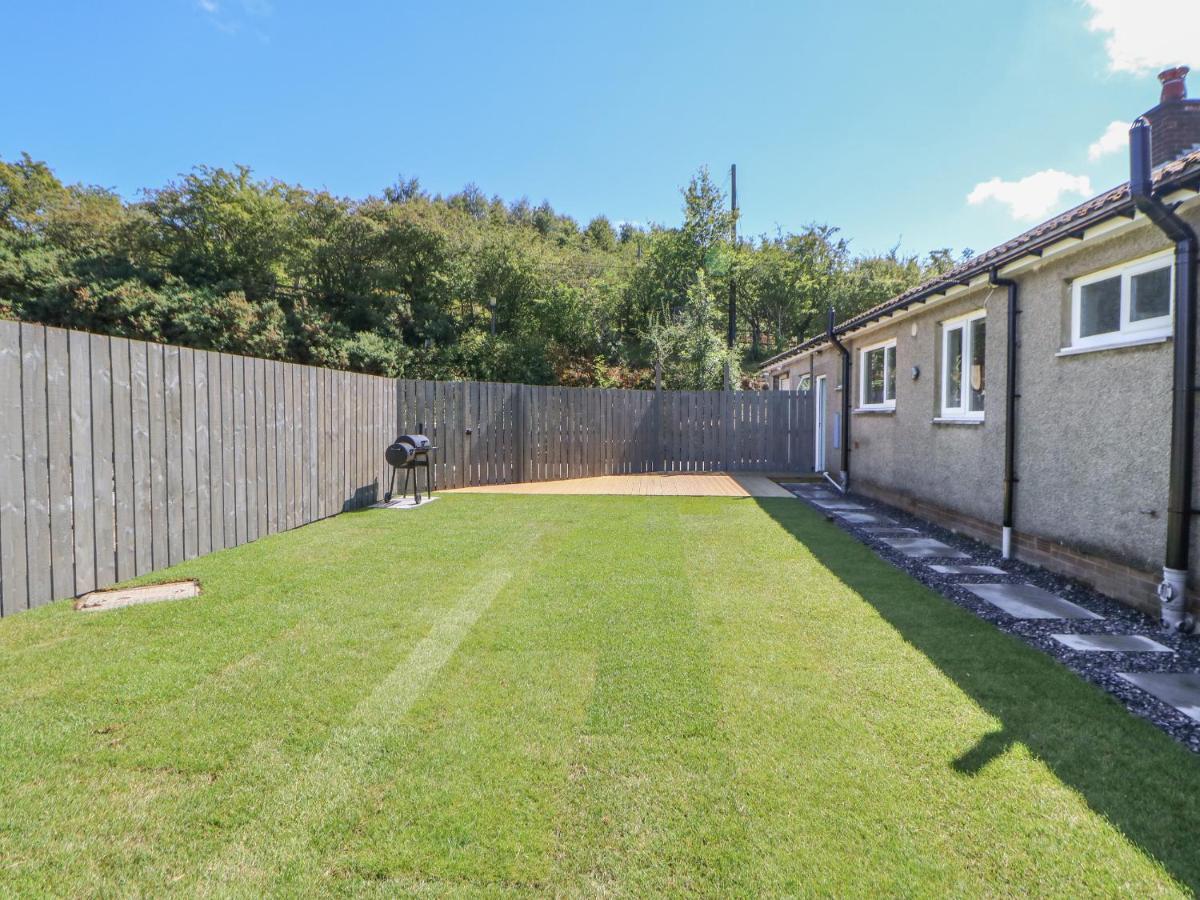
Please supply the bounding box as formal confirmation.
[859,339,896,410]
[773,370,791,390]
[941,310,986,420]
[1071,250,1174,350]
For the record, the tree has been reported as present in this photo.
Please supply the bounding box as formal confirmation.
[1,152,963,387]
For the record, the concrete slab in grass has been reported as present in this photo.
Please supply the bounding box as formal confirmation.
[1053,634,1173,653]
[1118,672,1200,722]
[963,583,1102,620]
[928,563,1008,575]
[76,580,200,612]
[372,496,441,510]
[880,537,969,559]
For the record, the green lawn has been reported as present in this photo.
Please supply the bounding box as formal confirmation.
[2,494,1200,896]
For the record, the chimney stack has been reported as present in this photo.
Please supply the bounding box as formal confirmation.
[1141,66,1200,167]
[1160,66,1189,103]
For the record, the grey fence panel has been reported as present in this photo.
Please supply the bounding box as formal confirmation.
[0,321,813,615]
[205,350,224,553]
[182,349,198,556]
[69,331,96,592]
[244,357,258,544]
[21,324,52,608]
[45,329,74,601]
[194,351,212,557]
[232,356,247,545]
[0,321,29,615]
[164,345,184,567]
[112,339,137,581]
[148,343,170,569]
[131,342,153,575]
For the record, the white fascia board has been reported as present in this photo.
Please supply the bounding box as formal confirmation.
[839,282,996,344]
[760,347,816,374]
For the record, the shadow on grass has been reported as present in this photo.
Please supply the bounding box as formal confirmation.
[753,496,1200,893]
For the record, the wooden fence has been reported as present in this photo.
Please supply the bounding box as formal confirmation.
[0,321,811,616]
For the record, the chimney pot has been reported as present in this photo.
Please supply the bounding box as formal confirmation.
[1159,66,1190,103]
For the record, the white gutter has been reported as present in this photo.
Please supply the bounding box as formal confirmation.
[758,190,1200,371]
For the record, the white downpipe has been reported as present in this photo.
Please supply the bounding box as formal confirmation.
[1158,567,1190,631]
[822,471,846,494]
[1001,526,1013,560]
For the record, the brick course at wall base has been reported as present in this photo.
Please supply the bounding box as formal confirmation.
[852,478,1166,618]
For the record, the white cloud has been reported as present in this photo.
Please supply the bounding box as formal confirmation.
[197,0,271,36]
[1084,0,1199,74]
[1088,120,1130,161]
[967,170,1094,220]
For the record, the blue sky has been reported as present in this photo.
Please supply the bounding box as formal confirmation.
[3,1,1197,258]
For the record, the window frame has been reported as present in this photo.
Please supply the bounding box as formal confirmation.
[940,310,986,421]
[858,338,897,411]
[1070,250,1174,350]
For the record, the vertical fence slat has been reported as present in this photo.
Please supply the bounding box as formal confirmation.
[147,343,169,568]
[110,338,136,581]
[164,345,184,566]
[0,321,28,615]
[206,351,225,552]
[244,357,259,542]
[45,329,74,600]
[194,351,211,557]
[90,335,117,587]
[179,348,198,560]
[130,342,153,575]
[21,324,51,607]
[220,354,236,548]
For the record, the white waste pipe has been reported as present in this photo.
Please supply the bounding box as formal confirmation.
[1159,567,1191,632]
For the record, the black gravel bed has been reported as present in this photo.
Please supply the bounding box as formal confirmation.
[784,485,1200,753]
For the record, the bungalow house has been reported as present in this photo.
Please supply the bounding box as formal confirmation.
[760,67,1200,631]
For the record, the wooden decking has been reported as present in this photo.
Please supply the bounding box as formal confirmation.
[443,472,798,498]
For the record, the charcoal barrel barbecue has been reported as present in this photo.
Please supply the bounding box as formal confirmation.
[384,427,435,503]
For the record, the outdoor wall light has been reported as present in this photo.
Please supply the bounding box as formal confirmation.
[911,365,920,380]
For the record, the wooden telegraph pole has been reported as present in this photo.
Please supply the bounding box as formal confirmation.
[724,163,737,390]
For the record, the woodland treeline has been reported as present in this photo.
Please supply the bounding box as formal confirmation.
[1,154,968,388]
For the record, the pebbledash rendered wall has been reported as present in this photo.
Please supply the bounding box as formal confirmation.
[794,201,1200,616]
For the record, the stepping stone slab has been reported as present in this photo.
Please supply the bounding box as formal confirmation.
[1052,634,1173,653]
[76,580,200,612]
[1117,672,1200,723]
[963,583,1102,620]
[372,496,440,510]
[880,537,969,559]
[810,501,867,511]
[862,526,921,534]
[928,563,1008,575]
[837,512,896,525]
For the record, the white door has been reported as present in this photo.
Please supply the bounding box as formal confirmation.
[814,375,827,472]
